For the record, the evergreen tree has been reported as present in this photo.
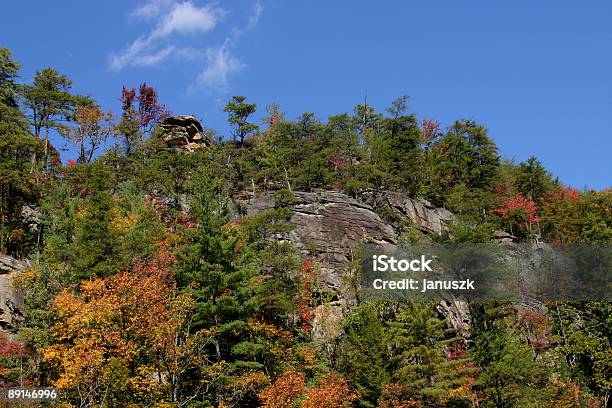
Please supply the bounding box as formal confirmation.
[438,120,500,192]
[72,163,118,279]
[22,67,74,170]
[339,303,391,407]
[0,48,44,256]
[224,95,258,146]
[177,167,276,405]
[381,104,422,193]
[515,156,554,205]
[471,303,548,408]
[389,301,476,406]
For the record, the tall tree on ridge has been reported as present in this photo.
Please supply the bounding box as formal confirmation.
[22,68,74,170]
[65,96,114,163]
[0,48,44,255]
[224,95,258,146]
[117,83,170,155]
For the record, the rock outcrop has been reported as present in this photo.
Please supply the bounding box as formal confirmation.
[360,190,454,235]
[0,255,26,275]
[0,255,26,335]
[159,115,211,152]
[243,190,469,337]
[246,191,397,292]
[494,230,517,244]
[247,191,397,248]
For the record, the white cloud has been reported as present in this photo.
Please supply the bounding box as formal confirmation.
[110,0,263,94]
[109,36,152,70]
[193,40,244,92]
[133,46,177,66]
[151,2,224,39]
[110,1,223,70]
[132,0,175,20]
[247,0,263,30]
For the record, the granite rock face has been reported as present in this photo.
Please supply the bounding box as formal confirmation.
[0,255,26,335]
[159,115,211,152]
[243,190,470,336]
[245,191,397,291]
[360,190,454,235]
[0,255,26,275]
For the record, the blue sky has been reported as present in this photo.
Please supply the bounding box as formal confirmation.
[2,1,610,189]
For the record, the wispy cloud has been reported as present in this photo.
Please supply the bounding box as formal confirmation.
[110,1,224,71]
[247,0,263,30]
[192,40,245,92]
[151,2,224,39]
[132,0,174,20]
[110,0,262,94]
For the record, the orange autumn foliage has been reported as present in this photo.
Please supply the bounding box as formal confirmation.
[43,250,200,404]
[258,369,306,408]
[377,383,422,408]
[302,373,361,408]
[299,259,316,333]
[259,370,360,408]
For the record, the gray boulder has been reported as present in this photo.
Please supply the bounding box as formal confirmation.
[159,115,211,152]
[0,255,26,335]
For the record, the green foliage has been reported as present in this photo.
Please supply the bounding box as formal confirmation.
[515,156,556,205]
[552,302,611,401]
[175,166,299,404]
[443,220,495,243]
[224,95,258,145]
[72,163,119,279]
[22,67,74,170]
[0,48,44,256]
[339,303,391,407]
[471,303,549,408]
[389,302,476,406]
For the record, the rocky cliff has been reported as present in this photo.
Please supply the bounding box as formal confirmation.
[0,255,26,336]
[243,190,467,337]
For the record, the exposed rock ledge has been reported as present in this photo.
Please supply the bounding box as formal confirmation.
[243,190,532,338]
[0,255,27,335]
[247,191,397,250]
[360,190,454,235]
[159,115,211,152]
[243,190,469,337]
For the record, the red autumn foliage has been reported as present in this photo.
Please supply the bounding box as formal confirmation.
[121,82,171,133]
[299,259,316,333]
[0,338,27,357]
[420,118,442,146]
[496,193,540,224]
[543,186,580,204]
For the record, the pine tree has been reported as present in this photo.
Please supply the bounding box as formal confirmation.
[0,48,44,255]
[177,167,278,405]
[515,156,555,205]
[72,163,118,279]
[389,301,477,407]
[224,95,258,146]
[471,303,548,408]
[339,303,391,407]
[22,67,74,170]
